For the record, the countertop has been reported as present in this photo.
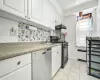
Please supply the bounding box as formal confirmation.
[0,43,61,61]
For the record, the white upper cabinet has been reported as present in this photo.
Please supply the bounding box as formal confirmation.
[43,0,51,27]
[0,0,27,18]
[43,0,55,30]
[55,10,63,25]
[0,0,62,30]
[50,6,56,30]
[28,0,43,24]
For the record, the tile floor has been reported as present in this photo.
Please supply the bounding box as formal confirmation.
[53,59,100,80]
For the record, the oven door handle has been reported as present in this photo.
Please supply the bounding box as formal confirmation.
[63,46,68,48]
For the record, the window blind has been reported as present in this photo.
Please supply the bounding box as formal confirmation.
[76,17,92,47]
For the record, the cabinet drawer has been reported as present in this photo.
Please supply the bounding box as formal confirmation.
[0,53,31,78]
[52,45,61,53]
[0,64,31,80]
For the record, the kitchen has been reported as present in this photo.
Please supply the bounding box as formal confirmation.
[0,0,100,80]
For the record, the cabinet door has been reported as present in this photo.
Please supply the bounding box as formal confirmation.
[43,0,50,27]
[28,0,43,24]
[56,50,61,71]
[52,52,57,77]
[52,45,61,77]
[0,53,31,78]
[32,50,46,80]
[0,0,27,18]
[56,45,61,71]
[0,64,31,80]
[49,6,56,30]
[55,10,63,26]
[52,51,61,77]
[43,0,55,29]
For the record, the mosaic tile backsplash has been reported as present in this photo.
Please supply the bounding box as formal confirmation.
[18,23,50,42]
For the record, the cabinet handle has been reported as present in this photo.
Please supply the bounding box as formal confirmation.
[28,17,30,19]
[17,61,21,65]
[47,48,51,51]
[34,53,36,57]
[25,16,27,18]
[34,53,36,54]
[42,52,46,54]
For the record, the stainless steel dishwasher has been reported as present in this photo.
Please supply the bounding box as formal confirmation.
[45,48,52,80]
[32,48,51,80]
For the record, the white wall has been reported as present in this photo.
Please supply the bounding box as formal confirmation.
[0,15,63,43]
[49,0,63,16]
[96,0,100,36]
[92,9,97,36]
[64,0,98,16]
[64,15,84,60]
[64,9,97,60]
[0,17,18,43]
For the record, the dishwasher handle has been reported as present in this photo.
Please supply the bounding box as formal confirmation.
[47,48,51,51]
[42,52,46,54]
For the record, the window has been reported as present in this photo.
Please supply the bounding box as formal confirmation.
[76,13,92,47]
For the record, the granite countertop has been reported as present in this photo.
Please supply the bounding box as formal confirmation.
[0,43,61,61]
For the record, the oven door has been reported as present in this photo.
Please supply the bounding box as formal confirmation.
[63,46,68,63]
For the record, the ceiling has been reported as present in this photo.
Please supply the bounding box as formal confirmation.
[56,0,93,10]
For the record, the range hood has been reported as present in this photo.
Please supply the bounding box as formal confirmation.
[55,24,66,29]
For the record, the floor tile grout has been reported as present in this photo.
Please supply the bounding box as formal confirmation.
[67,65,72,80]
[53,59,99,80]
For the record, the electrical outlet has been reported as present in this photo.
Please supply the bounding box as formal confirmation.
[10,27,17,36]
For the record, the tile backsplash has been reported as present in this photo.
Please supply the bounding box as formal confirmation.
[18,23,50,42]
[0,17,51,43]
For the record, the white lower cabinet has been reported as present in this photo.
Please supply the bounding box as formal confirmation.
[52,45,61,77]
[52,52,57,77]
[0,53,31,78]
[0,48,52,80]
[0,64,31,80]
[56,51,61,71]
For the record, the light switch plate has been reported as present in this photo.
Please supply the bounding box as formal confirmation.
[10,27,17,36]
